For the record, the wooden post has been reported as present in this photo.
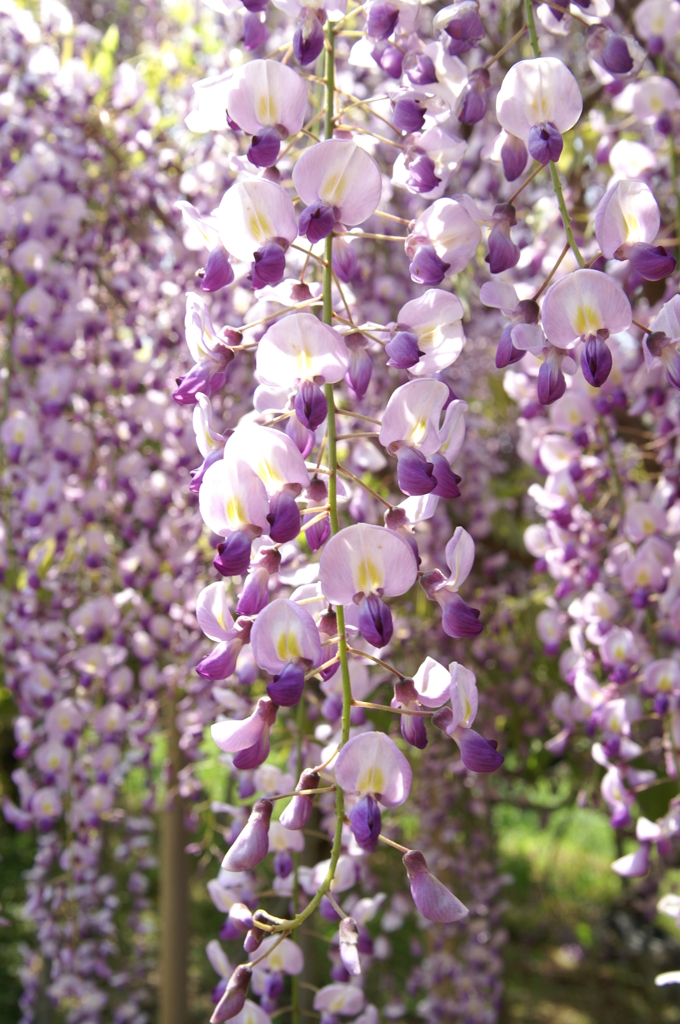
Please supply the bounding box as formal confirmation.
[159,696,189,1024]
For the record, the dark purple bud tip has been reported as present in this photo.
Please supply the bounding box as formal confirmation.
[405,53,437,86]
[196,641,240,681]
[200,247,235,292]
[392,97,426,134]
[629,242,676,281]
[305,511,331,552]
[403,849,469,922]
[602,34,633,75]
[401,710,428,749]
[430,454,461,499]
[442,594,483,638]
[222,798,272,872]
[495,325,525,368]
[298,200,336,244]
[267,490,301,544]
[406,153,441,194]
[242,0,268,12]
[485,224,520,275]
[454,727,504,772]
[350,794,382,851]
[267,662,305,707]
[374,42,404,78]
[247,127,281,168]
[367,2,399,39]
[295,379,328,431]
[273,850,294,878]
[243,927,265,954]
[358,593,393,648]
[251,242,286,289]
[345,332,372,396]
[581,336,612,388]
[444,6,485,54]
[333,238,358,283]
[211,965,252,1023]
[397,446,436,496]
[386,330,421,369]
[214,531,252,576]
[501,133,528,182]
[655,693,670,716]
[243,12,269,50]
[409,245,450,286]
[537,359,566,405]
[228,902,254,933]
[236,568,269,617]
[294,12,324,65]
[528,122,563,165]
[457,84,487,125]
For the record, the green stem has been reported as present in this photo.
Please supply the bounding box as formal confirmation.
[523,0,585,269]
[258,17,353,942]
[668,134,680,260]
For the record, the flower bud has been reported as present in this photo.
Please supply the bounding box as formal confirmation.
[280,769,320,830]
[402,850,468,922]
[210,965,251,1023]
[357,594,393,648]
[222,798,273,871]
[339,917,361,976]
[295,379,328,431]
[294,10,324,65]
[500,133,528,182]
[392,97,426,134]
[581,336,612,388]
[367,2,399,39]
[199,248,235,292]
[349,794,382,851]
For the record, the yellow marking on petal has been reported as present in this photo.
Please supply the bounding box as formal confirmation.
[574,304,601,337]
[256,456,283,491]
[356,557,383,594]
[248,208,272,244]
[294,344,314,376]
[276,630,301,661]
[623,210,640,237]
[635,568,650,586]
[257,94,272,124]
[356,764,385,796]
[226,495,244,527]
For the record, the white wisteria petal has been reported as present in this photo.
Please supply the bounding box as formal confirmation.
[196,582,235,642]
[397,289,465,375]
[199,454,270,536]
[226,422,310,495]
[226,60,308,136]
[496,57,582,140]
[412,657,451,708]
[334,731,412,807]
[541,269,632,347]
[319,523,418,604]
[595,179,660,258]
[379,378,450,456]
[256,313,348,387]
[313,984,365,1016]
[293,139,382,226]
[216,180,298,262]
[250,599,322,673]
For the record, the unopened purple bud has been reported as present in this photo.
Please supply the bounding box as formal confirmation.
[248,127,282,168]
[444,4,485,55]
[345,333,372,397]
[294,11,325,65]
[537,359,566,405]
[236,567,270,617]
[305,512,331,552]
[286,413,314,459]
[457,82,487,125]
[222,798,272,871]
[601,34,633,74]
[243,12,269,50]
[528,122,563,165]
[628,243,676,281]
[273,850,294,877]
[350,794,382,851]
[219,919,243,942]
[228,902,254,933]
[610,805,631,829]
[397,447,435,495]
[442,594,482,638]
[402,850,469,922]
[405,53,437,86]
[196,640,241,681]
[267,662,305,706]
[655,693,670,716]
[330,964,350,983]
[211,965,251,1023]
[279,769,319,830]
[430,454,461,499]
[339,917,361,976]
[501,133,528,182]
[485,223,520,274]
[214,531,252,576]
[267,490,301,544]
[295,379,328,430]
[200,247,235,292]
[409,245,450,285]
[242,0,267,11]
[252,242,286,289]
[648,34,664,57]
[322,693,343,721]
[243,927,265,953]
[333,238,358,282]
[368,1,399,38]
[581,336,612,388]
[656,112,672,135]
[401,710,428,749]
[454,726,503,772]
[386,330,421,369]
[374,43,404,78]
[357,593,393,647]
[495,325,524,368]
[392,97,426,134]
[406,153,441,194]
[298,201,336,244]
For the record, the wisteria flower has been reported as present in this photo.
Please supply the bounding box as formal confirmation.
[319,523,418,647]
[595,179,675,281]
[541,268,632,387]
[386,289,465,375]
[292,139,382,241]
[216,180,298,289]
[496,57,582,165]
[645,295,680,390]
[420,526,483,638]
[224,60,308,167]
[334,731,412,850]
[250,598,322,705]
[405,195,481,284]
